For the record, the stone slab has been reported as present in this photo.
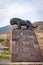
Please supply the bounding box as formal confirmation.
[11,30,43,62]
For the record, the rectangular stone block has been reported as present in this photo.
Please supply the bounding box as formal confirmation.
[11,30,43,62]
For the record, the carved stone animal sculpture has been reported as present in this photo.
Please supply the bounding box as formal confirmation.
[10,18,38,30]
[26,20,38,30]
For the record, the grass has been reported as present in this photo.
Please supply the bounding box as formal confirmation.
[0,46,10,60]
[0,48,10,60]
[38,38,43,43]
[0,39,10,60]
[35,32,43,56]
[35,32,43,43]
[2,47,9,51]
[0,55,10,60]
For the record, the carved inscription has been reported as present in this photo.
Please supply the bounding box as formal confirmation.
[11,30,43,62]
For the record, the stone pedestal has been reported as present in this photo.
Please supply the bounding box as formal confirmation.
[11,30,43,62]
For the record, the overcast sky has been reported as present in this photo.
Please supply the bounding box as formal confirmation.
[0,0,43,27]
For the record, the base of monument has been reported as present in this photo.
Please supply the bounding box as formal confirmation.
[0,62,43,65]
[11,53,43,62]
[11,30,43,62]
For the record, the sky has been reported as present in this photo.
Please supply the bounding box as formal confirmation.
[0,0,43,27]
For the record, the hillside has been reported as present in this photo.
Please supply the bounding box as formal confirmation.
[0,21,43,33]
[0,25,11,33]
[33,21,43,32]
[33,21,43,56]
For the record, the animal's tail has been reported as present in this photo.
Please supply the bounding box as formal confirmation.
[32,25,38,28]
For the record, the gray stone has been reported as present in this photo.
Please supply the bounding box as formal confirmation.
[11,30,43,62]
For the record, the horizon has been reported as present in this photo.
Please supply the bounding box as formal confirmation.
[0,0,43,27]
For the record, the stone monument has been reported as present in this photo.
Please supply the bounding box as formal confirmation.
[10,18,43,62]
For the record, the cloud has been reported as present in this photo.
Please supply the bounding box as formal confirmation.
[31,0,43,10]
[0,0,43,27]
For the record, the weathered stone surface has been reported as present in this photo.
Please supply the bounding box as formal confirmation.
[11,30,43,62]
